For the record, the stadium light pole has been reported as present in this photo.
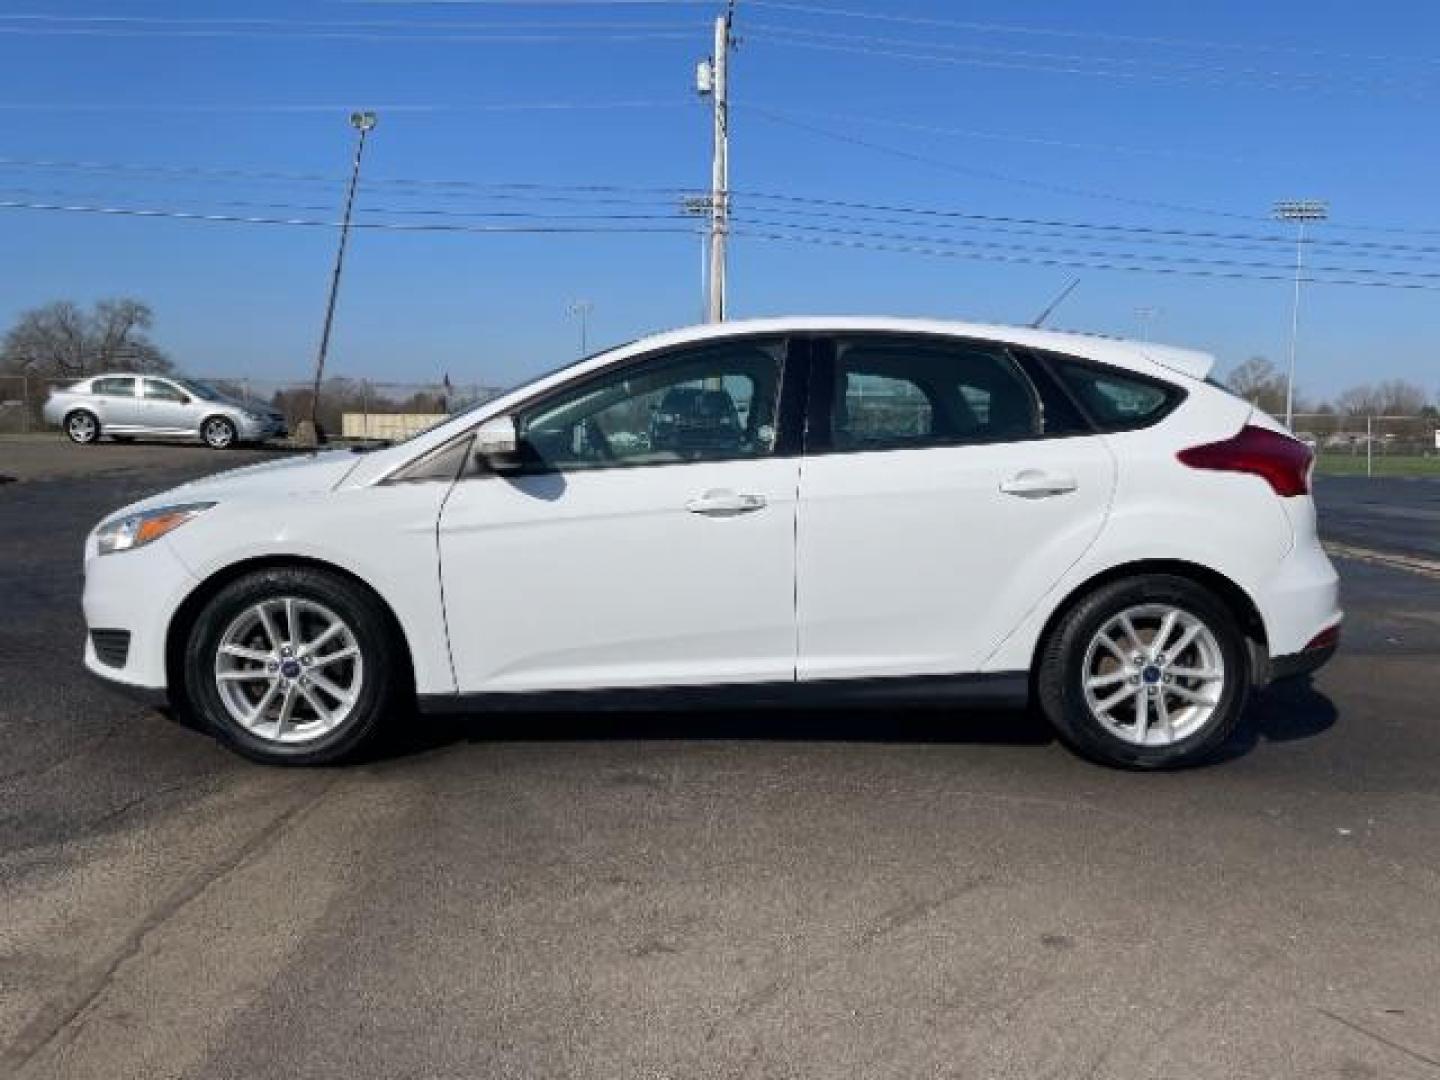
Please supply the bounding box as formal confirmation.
[568,299,594,357]
[1273,198,1328,431]
[305,110,377,444]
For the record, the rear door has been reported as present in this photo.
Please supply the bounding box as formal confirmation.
[89,376,143,430]
[796,333,1117,680]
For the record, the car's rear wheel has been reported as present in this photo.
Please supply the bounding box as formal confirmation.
[183,567,400,764]
[202,416,237,449]
[65,409,100,444]
[1037,575,1249,769]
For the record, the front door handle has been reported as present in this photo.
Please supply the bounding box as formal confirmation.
[686,489,768,516]
[999,470,1078,498]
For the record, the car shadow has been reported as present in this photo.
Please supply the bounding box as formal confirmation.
[367,702,1057,764]
[1212,676,1339,764]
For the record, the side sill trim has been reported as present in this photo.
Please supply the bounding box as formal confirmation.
[417,672,1029,716]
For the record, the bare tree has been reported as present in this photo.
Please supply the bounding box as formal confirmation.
[1335,380,1429,416]
[1,298,171,375]
[1224,357,1297,415]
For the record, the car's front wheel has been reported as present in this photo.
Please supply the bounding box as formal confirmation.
[183,567,400,764]
[1037,575,1249,769]
[201,416,237,449]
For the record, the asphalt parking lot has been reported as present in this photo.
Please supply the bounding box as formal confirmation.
[2,441,1439,1080]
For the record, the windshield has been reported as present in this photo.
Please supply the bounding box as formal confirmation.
[174,378,227,402]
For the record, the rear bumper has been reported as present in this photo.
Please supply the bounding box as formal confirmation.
[1269,639,1339,682]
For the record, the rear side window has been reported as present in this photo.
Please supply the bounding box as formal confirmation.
[826,337,1039,450]
[1047,359,1181,430]
[91,377,136,397]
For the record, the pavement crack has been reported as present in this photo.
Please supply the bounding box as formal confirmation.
[1318,1007,1440,1072]
[0,776,339,1076]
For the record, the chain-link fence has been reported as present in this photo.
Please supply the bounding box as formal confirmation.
[1292,413,1440,477]
[0,374,504,438]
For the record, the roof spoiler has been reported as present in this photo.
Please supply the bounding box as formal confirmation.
[1140,345,1215,382]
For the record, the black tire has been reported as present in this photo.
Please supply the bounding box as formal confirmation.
[183,566,403,765]
[1036,574,1250,770]
[201,415,237,449]
[64,409,100,445]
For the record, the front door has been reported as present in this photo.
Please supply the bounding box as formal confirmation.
[438,336,802,694]
[142,378,196,433]
[796,333,1117,680]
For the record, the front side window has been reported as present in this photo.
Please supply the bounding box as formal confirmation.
[827,337,1039,450]
[144,378,187,403]
[91,377,136,398]
[516,337,784,471]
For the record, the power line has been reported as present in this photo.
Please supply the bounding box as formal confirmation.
[730,215,1440,281]
[742,104,1268,223]
[741,1,1440,68]
[0,26,698,42]
[4,196,1438,291]
[734,228,1440,292]
[0,197,698,235]
[736,101,1251,165]
[0,100,690,114]
[746,27,1432,96]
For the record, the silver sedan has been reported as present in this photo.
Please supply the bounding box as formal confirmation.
[42,374,288,448]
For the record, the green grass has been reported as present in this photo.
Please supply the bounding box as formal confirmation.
[1314,453,1440,478]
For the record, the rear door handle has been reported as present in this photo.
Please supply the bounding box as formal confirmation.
[686,489,767,516]
[999,470,1078,498]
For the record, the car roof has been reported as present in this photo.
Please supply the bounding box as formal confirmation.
[617,317,1216,383]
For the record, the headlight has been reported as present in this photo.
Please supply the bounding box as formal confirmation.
[96,503,215,556]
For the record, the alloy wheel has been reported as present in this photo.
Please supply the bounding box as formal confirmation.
[1080,603,1226,747]
[213,597,364,744]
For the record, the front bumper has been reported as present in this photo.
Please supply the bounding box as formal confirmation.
[236,415,289,442]
[82,535,199,692]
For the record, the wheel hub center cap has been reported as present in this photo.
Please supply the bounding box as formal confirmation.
[1141,664,1163,684]
[280,659,302,680]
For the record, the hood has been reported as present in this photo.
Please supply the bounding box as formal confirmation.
[117,450,364,516]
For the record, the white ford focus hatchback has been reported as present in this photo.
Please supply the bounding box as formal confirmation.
[82,318,1340,768]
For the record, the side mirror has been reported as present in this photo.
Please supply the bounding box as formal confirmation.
[473,415,520,467]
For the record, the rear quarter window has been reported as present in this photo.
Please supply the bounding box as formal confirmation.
[1044,356,1183,431]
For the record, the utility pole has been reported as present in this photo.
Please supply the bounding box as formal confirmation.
[1273,198,1327,432]
[697,3,734,322]
[1134,306,1161,342]
[568,299,594,357]
[304,110,377,444]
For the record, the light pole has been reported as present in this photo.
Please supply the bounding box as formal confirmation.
[1273,198,1327,431]
[305,110,377,444]
[568,299,594,357]
[1134,306,1161,342]
[681,194,711,322]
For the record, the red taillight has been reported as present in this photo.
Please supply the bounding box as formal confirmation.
[1303,624,1341,652]
[1177,424,1313,497]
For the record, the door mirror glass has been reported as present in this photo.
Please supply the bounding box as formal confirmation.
[474,415,520,464]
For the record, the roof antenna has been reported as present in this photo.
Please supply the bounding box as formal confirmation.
[1030,277,1080,328]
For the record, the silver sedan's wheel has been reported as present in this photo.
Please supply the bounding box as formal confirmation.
[1081,603,1226,748]
[203,416,236,449]
[66,411,99,444]
[214,597,364,745]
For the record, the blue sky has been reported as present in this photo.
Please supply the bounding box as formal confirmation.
[1,0,1437,400]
